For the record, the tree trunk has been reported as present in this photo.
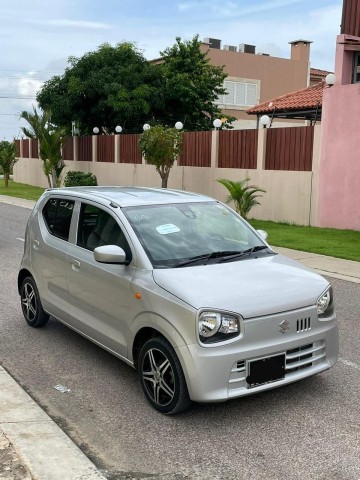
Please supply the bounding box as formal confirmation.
[51,169,57,189]
[4,172,9,188]
[161,175,168,188]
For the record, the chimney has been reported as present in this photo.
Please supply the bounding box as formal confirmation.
[289,39,312,62]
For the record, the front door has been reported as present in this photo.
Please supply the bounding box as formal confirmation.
[66,202,135,359]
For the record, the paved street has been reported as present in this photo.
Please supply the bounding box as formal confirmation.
[0,202,359,480]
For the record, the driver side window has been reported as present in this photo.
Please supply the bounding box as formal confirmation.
[77,203,132,262]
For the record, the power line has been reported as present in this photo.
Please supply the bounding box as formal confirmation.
[0,69,63,74]
[0,76,47,81]
[0,95,36,99]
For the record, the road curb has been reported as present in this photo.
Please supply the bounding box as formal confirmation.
[0,196,35,210]
[0,366,107,480]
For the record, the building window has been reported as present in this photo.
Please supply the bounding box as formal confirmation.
[353,52,360,83]
[217,81,258,107]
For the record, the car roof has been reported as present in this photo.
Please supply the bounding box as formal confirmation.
[44,186,214,207]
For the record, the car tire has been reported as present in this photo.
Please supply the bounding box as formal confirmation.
[138,336,191,414]
[20,277,49,328]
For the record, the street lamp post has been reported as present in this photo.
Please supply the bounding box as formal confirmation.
[259,115,271,128]
[213,118,222,130]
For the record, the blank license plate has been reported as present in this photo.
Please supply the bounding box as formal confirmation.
[246,354,285,388]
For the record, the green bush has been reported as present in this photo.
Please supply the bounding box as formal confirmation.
[64,171,98,187]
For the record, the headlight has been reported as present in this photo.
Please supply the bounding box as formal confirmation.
[198,311,242,344]
[317,286,335,319]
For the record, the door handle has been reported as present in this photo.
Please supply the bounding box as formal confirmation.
[33,240,40,251]
[70,259,81,271]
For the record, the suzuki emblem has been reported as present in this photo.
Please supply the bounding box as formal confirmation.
[278,319,290,334]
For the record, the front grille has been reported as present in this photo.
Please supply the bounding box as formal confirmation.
[297,317,311,333]
[229,340,326,390]
[285,341,326,373]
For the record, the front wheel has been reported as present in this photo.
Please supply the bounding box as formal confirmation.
[138,337,191,414]
[20,277,49,328]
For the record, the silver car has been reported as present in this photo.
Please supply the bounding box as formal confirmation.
[18,187,338,414]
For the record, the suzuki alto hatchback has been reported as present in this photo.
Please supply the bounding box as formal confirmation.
[18,187,338,413]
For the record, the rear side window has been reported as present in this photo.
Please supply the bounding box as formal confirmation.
[42,198,75,241]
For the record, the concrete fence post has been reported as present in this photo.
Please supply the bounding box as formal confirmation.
[256,127,267,171]
[92,135,97,162]
[211,130,219,169]
[73,136,78,162]
[115,135,120,163]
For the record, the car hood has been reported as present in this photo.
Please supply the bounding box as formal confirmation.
[152,254,328,318]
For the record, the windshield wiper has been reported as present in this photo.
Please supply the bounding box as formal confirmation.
[217,245,273,263]
[173,250,243,268]
[173,247,272,268]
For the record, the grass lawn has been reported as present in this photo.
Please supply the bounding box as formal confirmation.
[0,179,45,201]
[249,219,360,262]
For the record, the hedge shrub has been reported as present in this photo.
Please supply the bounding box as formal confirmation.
[64,171,98,187]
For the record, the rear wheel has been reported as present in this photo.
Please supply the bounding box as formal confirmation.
[138,337,191,414]
[20,277,49,328]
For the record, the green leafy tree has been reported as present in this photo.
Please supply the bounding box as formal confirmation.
[21,108,66,188]
[37,42,163,134]
[37,38,234,134]
[217,178,266,219]
[158,35,235,130]
[139,125,183,188]
[0,141,17,188]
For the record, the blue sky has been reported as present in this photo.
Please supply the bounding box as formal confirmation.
[0,0,343,140]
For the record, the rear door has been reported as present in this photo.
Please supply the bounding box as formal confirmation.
[31,196,75,321]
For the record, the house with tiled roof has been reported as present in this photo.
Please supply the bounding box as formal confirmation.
[246,81,328,124]
[309,68,333,86]
[200,38,312,128]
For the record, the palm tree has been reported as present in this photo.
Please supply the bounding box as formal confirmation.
[20,107,66,188]
[217,178,266,219]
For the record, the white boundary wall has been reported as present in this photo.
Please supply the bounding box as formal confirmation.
[14,126,321,226]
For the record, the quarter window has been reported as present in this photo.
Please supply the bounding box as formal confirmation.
[42,198,74,241]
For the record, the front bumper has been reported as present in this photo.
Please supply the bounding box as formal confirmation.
[176,306,338,402]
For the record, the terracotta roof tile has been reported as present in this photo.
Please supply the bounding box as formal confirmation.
[247,81,327,115]
[310,67,333,77]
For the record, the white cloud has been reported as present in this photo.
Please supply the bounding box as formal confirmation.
[17,77,43,97]
[42,19,112,29]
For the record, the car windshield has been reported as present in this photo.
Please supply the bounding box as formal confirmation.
[123,201,268,268]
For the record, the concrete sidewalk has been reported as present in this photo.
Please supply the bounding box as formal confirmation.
[274,246,360,284]
[0,367,107,480]
[0,194,359,479]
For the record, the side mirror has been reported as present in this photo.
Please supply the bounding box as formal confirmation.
[257,229,268,241]
[94,245,126,264]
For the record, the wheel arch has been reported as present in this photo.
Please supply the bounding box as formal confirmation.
[18,269,33,294]
[131,313,187,368]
